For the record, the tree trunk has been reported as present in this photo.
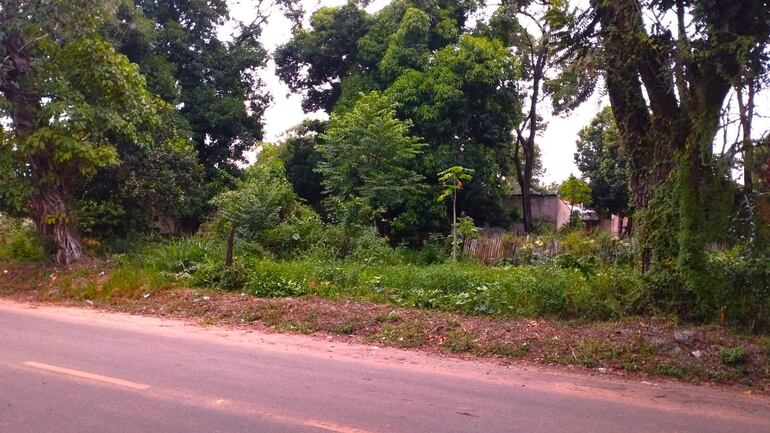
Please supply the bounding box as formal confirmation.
[514,158,534,233]
[451,191,458,262]
[225,225,236,267]
[736,82,755,193]
[29,180,85,265]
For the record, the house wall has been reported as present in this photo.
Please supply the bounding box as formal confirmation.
[510,194,629,236]
[508,195,573,230]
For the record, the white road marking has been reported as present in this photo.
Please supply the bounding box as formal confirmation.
[23,361,150,390]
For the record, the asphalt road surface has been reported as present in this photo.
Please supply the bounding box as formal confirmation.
[0,299,768,433]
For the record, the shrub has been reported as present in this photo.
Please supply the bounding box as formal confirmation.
[244,260,313,297]
[705,248,770,330]
[0,218,46,262]
[401,234,450,265]
[190,259,247,291]
[259,211,327,259]
[138,236,222,275]
[346,227,398,265]
[720,346,748,366]
[560,231,597,257]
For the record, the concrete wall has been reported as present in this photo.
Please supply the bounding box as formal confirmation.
[510,194,628,236]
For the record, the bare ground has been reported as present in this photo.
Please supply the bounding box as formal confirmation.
[1,260,768,393]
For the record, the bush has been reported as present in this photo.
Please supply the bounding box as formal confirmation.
[138,236,223,275]
[560,231,597,257]
[705,248,770,330]
[0,217,46,262]
[346,227,397,265]
[244,260,313,297]
[720,346,748,366]
[398,234,450,265]
[190,259,247,291]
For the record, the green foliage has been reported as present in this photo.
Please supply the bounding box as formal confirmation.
[231,259,641,320]
[574,107,630,217]
[704,248,770,330]
[456,216,480,241]
[211,147,308,242]
[437,166,474,203]
[278,120,326,211]
[107,0,270,178]
[137,236,223,276]
[559,175,592,209]
[318,91,426,225]
[190,259,247,291]
[277,2,520,234]
[0,217,47,262]
[720,347,749,366]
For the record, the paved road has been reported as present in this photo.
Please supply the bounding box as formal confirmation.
[0,300,768,433]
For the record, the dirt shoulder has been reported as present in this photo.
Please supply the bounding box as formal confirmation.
[1,260,768,393]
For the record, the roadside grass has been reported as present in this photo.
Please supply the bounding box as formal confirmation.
[1,258,769,392]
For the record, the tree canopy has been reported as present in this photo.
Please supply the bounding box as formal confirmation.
[574,107,630,218]
[106,0,270,178]
[1,1,163,263]
[276,1,520,236]
[317,91,425,226]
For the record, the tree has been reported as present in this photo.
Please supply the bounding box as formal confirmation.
[75,128,206,238]
[582,0,770,290]
[438,166,474,263]
[275,3,370,112]
[559,175,592,213]
[316,92,426,226]
[211,147,301,267]
[385,35,520,230]
[485,0,577,233]
[1,1,160,264]
[106,0,271,179]
[276,2,519,235]
[279,120,326,212]
[574,107,630,229]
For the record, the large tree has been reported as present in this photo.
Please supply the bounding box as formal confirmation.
[106,0,271,178]
[276,1,520,235]
[0,1,161,264]
[584,0,770,290]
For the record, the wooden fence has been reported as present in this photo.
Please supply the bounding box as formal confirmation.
[463,236,518,264]
[463,235,560,264]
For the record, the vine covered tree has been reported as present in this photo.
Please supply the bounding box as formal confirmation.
[580,0,770,295]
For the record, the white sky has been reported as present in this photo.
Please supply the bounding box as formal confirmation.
[224,0,766,184]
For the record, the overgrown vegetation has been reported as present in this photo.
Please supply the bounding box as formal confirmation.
[1,0,769,389]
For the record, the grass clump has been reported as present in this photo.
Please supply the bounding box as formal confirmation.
[374,322,429,348]
[443,330,476,353]
[720,346,749,366]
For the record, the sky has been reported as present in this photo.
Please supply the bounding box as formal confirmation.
[223,0,766,185]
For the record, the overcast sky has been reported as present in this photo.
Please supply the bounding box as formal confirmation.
[223,0,765,184]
